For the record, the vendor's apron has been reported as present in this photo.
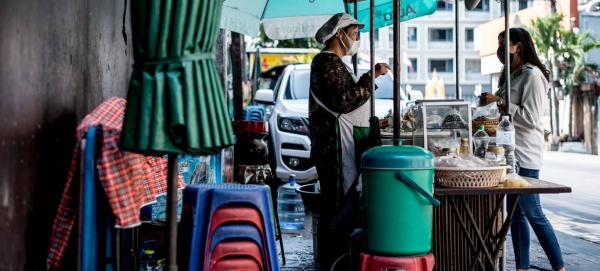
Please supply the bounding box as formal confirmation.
[310,66,371,195]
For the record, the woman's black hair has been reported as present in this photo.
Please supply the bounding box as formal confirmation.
[497,27,550,88]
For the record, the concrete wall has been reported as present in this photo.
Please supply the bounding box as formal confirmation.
[0,0,133,269]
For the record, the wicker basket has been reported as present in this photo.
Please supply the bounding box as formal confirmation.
[472,117,500,136]
[435,166,505,188]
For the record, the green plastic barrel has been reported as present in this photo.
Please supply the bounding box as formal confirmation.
[361,145,440,256]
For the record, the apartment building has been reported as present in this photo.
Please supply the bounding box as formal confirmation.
[358,0,534,104]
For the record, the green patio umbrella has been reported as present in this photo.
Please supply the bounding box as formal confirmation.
[220,0,438,40]
[120,0,232,269]
[121,0,235,156]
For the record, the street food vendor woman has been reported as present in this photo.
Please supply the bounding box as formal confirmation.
[308,13,390,270]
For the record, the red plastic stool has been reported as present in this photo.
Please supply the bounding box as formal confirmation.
[209,207,265,236]
[211,257,262,271]
[359,252,435,271]
[209,241,264,271]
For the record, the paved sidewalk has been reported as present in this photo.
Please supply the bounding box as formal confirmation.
[276,214,600,271]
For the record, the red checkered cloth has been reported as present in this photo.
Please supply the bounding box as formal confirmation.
[46,97,185,271]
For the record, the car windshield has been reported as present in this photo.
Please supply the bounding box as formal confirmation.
[284,68,406,100]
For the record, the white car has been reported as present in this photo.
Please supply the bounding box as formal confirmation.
[255,63,414,184]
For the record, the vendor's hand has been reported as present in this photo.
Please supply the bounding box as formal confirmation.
[373,63,391,78]
[479,92,501,106]
[379,118,389,129]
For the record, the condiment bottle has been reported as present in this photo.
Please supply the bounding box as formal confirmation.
[459,137,469,158]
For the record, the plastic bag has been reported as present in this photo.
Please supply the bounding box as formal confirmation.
[503,173,531,187]
[473,100,501,120]
[435,155,495,168]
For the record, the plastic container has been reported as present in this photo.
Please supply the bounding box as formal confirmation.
[277,174,305,230]
[496,116,516,174]
[473,125,489,158]
[485,146,506,164]
[361,145,440,255]
[442,148,458,157]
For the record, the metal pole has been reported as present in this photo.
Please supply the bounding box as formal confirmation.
[353,0,359,75]
[504,0,511,115]
[370,0,375,117]
[499,2,511,271]
[455,1,460,99]
[166,154,179,271]
[231,32,244,121]
[393,0,401,142]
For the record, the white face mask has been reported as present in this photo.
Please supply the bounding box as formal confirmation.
[339,30,360,56]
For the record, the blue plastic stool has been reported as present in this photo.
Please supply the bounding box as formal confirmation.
[178,184,279,271]
[244,106,266,121]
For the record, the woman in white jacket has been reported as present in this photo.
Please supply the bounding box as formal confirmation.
[480,27,566,271]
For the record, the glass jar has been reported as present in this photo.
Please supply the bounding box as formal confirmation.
[459,138,469,157]
[442,148,458,158]
[485,146,506,164]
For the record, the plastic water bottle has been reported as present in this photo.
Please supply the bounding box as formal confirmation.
[496,115,516,174]
[277,174,305,230]
[473,125,489,158]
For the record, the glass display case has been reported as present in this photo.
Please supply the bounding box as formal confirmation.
[410,100,472,156]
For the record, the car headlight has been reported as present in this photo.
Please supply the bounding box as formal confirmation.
[277,115,309,136]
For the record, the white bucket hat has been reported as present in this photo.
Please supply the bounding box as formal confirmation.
[315,13,365,44]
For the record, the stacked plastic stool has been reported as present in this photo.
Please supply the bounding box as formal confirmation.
[178,183,279,271]
[243,105,266,121]
[359,252,435,271]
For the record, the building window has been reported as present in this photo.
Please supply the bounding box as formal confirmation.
[437,0,452,11]
[375,29,380,48]
[465,59,481,74]
[408,58,418,73]
[465,28,474,42]
[465,28,474,49]
[389,57,394,67]
[408,27,417,42]
[429,28,453,42]
[407,27,418,49]
[519,0,528,10]
[388,27,394,48]
[471,0,490,12]
[429,59,454,72]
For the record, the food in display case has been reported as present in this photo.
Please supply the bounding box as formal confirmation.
[441,109,468,129]
[410,100,473,154]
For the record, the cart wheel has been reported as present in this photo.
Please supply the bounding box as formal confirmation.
[329,253,349,271]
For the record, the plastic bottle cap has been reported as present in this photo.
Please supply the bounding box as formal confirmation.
[478,124,485,130]
[502,115,510,120]
[461,138,468,142]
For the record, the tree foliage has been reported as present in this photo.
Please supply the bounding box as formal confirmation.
[527,14,600,95]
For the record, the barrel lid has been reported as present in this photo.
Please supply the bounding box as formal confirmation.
[361,145,435,169]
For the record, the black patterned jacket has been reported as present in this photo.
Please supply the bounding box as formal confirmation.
[308,52,374,167]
